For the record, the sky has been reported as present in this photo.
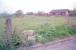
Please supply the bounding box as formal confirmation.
[0,0,76,13]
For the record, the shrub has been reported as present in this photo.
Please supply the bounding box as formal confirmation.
[0,33,21,50]
[12,33,22,48]
[0,40,15,50]
[36,24,76,43]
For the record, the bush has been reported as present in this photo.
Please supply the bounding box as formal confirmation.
[36,24,76,43]
[0,40,15,50]
[12,33,22,48]
[0,33,21,50]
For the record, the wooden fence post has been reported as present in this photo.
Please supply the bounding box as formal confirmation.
[5,16,13,49]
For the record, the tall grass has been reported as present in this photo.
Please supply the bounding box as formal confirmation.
[0,33,21,50]
[36,24,76,43]
[0,16,76,49]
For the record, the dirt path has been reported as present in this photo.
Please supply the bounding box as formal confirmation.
[17,36,76,50]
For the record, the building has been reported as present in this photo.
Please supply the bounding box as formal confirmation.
[69,10,76,16]
[49,9,70,16]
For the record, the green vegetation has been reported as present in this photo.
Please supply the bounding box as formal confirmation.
[36,24,76,43]
[0,16,76,49]
[0,18,15,50]
[12,16,66,32]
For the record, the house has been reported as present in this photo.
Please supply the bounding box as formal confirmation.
[49,9,70,16]
[69,10,76,16]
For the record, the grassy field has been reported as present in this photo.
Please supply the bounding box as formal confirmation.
[0,16,76,39]
[12,16,66,33]
[0,16,76,49]
[0,16,76,40]
[0,18,5,41]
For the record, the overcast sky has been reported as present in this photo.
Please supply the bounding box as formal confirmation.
[0,0,76,13]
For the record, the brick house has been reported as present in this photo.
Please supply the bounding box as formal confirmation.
[49,9,70,16]
[69,10,76,16]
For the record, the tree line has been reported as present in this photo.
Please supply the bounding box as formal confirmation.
[0,9,76,17]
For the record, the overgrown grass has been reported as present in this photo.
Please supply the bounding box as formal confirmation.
[0,33,21,50]
[12,16,66,33]
[0,16,76,49]
[36,24,76,43]
[0,18,17,50]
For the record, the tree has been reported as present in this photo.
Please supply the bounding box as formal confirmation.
[14,10,24,17]
[26,12,34,15]
[36,11,47,16]
[0,12,10,17]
